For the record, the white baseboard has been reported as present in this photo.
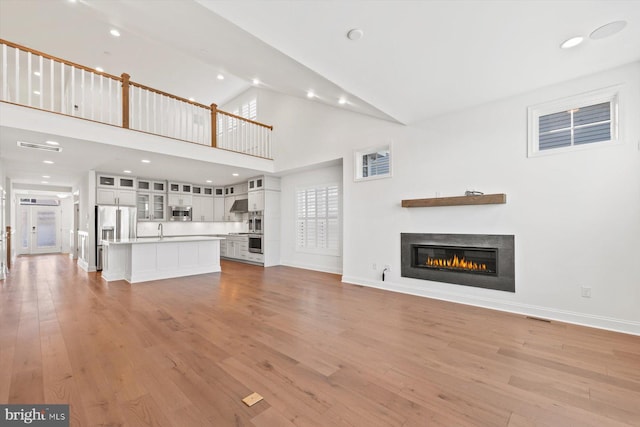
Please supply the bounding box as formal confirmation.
[77,259,96,272]
[280,260,342,275]
[341,275,640,336]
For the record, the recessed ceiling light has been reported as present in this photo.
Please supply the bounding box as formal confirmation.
[41,181,49,184]
[590,21,627,40]
[33,71,40,77]
[206,180,213,183]
[67,0,77,3]
[110,29,121,37]
[43,160,54,164]
[217,74,224,80]
[57,193,70,198]
[33,90,41,95]
[347,28,364,41]
[45,140,59,146]
[232,173,239,177]
[141,159,151,163]
[560,36,584,49]
[252,78,260,85]
[338,97,347,105]
[42,175,50,179]
[307,91,315,98]
[123,170,132,174]
[188,97,195,102]
[95,66,104,72]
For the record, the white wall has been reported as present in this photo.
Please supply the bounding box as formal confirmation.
[255,61,640,335]
[60,197,73,253]
[280,163,343,274]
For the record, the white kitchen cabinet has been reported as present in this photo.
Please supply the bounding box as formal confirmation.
[169,182,192,194]
[213,196,225,222]
[222,236,249,260]
[192,195,214,222]
[168,193,193,207]
[246,252,264,264]
[98,174,134,189]
[248,177,263,191]
[97,188,136,206]
[248,176,280,192]
[138,193,166,221]
[248,190,265,212]
[139,179,167,193]
[97,173,137,206]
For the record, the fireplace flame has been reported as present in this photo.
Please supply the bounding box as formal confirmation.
[426,255,487,272]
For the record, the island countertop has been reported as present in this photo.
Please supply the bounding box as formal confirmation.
[102,236,225,245]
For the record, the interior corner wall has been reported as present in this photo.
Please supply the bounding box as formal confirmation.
[280,163,343,274]
[256,62,640,335]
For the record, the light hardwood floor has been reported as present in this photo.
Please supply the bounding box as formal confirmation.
[1,254,639,426]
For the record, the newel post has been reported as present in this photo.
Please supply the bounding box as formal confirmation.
[121,73,130,129]
[210,103,218,148]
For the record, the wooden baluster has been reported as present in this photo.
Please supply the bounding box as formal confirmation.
[121,72,130,129]
[210,103,217,148]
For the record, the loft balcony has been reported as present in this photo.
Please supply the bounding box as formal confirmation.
[0,39,273,159]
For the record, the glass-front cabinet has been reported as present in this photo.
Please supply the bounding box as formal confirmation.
[152,194,165,221]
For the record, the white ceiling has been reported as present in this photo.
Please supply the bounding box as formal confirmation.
[1,0,639,191]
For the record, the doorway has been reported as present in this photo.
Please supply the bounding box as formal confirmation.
[18,204,61,255]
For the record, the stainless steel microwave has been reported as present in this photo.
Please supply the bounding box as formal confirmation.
[169,206,192,221]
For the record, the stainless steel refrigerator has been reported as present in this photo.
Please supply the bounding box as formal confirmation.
[95,205,136,271]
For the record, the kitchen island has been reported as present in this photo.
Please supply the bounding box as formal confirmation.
[101,236,224,283]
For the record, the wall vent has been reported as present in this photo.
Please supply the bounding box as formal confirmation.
[17,141,63,153]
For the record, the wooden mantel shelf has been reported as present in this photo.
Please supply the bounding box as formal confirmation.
[401,193,507,208]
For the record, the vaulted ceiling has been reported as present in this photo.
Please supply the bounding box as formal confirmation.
[3,0,639,125]
[1,0,639,189]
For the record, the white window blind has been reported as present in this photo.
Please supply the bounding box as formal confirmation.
[528,87,618,157]
[354,144,392,181]
[296,184,340,255]
[362,151,390,178]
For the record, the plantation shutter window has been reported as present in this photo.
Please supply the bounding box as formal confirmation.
[528,87,618,157]
[354,144,392,181]
[296,184,340,256]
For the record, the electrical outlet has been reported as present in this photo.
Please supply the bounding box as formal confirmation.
[372,263,377,270]
[581,286,592,298]
[384,264,391,272]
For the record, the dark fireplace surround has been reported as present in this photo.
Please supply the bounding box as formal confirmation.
[401,233,515,292]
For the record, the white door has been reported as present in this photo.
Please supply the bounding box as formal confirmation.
[19,205,61,254]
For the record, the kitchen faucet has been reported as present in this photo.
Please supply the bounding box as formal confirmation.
[158,223,163,239]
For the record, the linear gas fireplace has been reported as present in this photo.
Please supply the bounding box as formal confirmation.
[401,233,514,292]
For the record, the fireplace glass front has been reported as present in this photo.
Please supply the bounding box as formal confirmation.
[412,245,498,276]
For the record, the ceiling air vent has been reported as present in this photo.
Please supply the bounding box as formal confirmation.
[16,141,63,153]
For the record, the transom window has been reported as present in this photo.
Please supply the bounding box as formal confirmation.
[528,87,618,157]
[354,144,392,181]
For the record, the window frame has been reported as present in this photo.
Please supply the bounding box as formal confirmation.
[354,143,392,182]
[527,86,620,158]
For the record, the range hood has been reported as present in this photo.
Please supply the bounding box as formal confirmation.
[230,198,248,213]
